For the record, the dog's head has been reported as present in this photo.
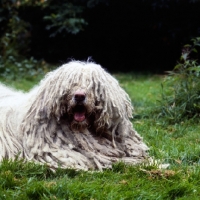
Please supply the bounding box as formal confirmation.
[30,61,133,135]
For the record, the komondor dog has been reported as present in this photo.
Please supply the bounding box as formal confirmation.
[0,61,149,170]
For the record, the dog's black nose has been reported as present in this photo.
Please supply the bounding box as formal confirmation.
[75,94,85,102]
[74,90,86,102]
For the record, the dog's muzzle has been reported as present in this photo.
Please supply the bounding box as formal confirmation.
[73,90,86,122]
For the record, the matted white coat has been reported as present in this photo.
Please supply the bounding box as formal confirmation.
[0,61,148,170]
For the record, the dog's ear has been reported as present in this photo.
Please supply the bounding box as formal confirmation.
[31,92,68,123]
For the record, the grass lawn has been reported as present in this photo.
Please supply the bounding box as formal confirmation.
[0,73,200,199]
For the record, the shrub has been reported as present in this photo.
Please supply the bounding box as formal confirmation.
[0,0,88,80]
[157,37,200,123]
[0,56,47,80]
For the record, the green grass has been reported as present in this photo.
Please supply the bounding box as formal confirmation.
[1,73,200,199]
[0,75,43,91]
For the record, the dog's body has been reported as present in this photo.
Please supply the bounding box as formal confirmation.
[0,61,148,170]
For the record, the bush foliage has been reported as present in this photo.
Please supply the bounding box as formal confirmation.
[157,37,200,123]
[0,0,101,79]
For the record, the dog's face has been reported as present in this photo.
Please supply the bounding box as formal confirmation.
[64,87,97,132]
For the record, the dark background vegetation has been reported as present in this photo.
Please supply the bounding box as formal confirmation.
[1,0,200,74]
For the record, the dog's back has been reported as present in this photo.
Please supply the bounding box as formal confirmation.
[0,83,25,159]
[0,83,25,106]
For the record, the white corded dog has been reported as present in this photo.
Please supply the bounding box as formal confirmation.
[0,61,149,170]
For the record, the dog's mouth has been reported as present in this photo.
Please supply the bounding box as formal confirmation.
[73,105,86,122]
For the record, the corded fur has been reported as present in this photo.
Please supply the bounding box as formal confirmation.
[0,61,149,170]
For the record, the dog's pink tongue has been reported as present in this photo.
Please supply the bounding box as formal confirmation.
[74,112,85,122]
